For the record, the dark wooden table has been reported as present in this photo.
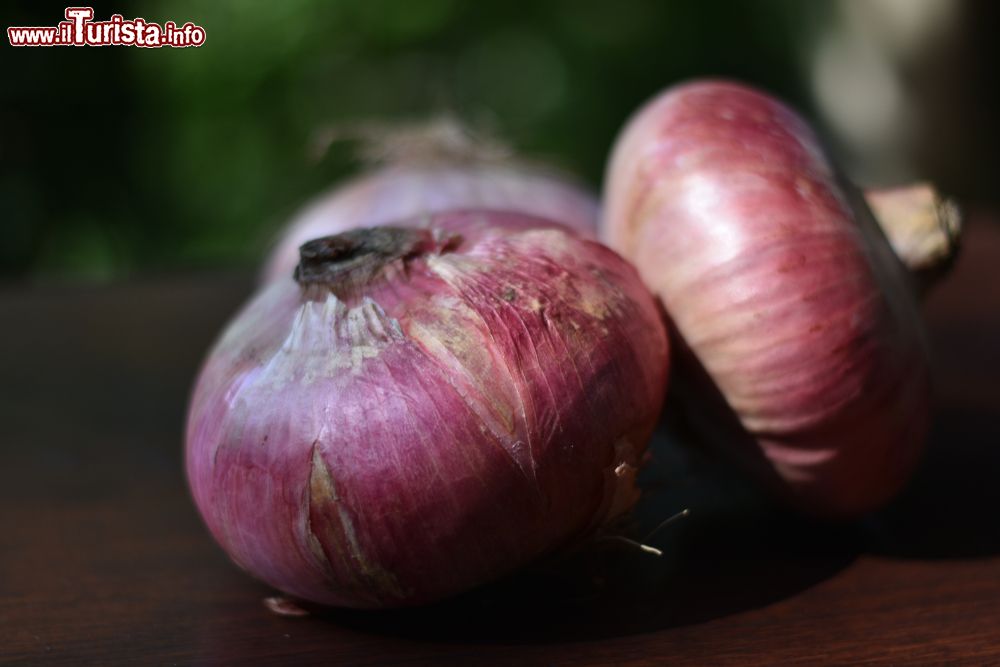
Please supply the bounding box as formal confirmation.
[3,215,1000,666]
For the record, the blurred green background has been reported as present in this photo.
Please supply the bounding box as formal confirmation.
[3,0,998,280]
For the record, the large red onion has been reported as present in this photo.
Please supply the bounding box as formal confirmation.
[603,80,933,517]
[262,126,598,282]
[187,210,668,607]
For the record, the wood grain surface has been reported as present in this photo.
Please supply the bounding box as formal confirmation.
[2,214,999,666]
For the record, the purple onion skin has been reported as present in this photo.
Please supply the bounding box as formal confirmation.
[262,165,599,283]
[604,81,930,517]
[187,210,668,608]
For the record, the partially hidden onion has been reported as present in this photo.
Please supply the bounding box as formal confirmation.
[603,80,941,517]
[262,123,598,283]
[187,210,668,607]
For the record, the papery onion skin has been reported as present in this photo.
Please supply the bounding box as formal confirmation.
[187,210,668,608]
[603,80,930,517]
[262,164,599,283]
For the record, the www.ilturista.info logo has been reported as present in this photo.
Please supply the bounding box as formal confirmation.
[8,7,205,48]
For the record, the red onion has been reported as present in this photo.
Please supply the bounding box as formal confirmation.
[187,210,668,607]
[262,124,598,282]
[603,80,939,517]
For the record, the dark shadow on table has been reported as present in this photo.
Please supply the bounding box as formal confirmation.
[862,405,1000,559]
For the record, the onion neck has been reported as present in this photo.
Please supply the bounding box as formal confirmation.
[294,226,458,298]
[863,183,962,293]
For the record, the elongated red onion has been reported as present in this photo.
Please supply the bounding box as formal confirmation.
[187,210,668,607]
[603,80,935,517]
[262,125,597,282]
